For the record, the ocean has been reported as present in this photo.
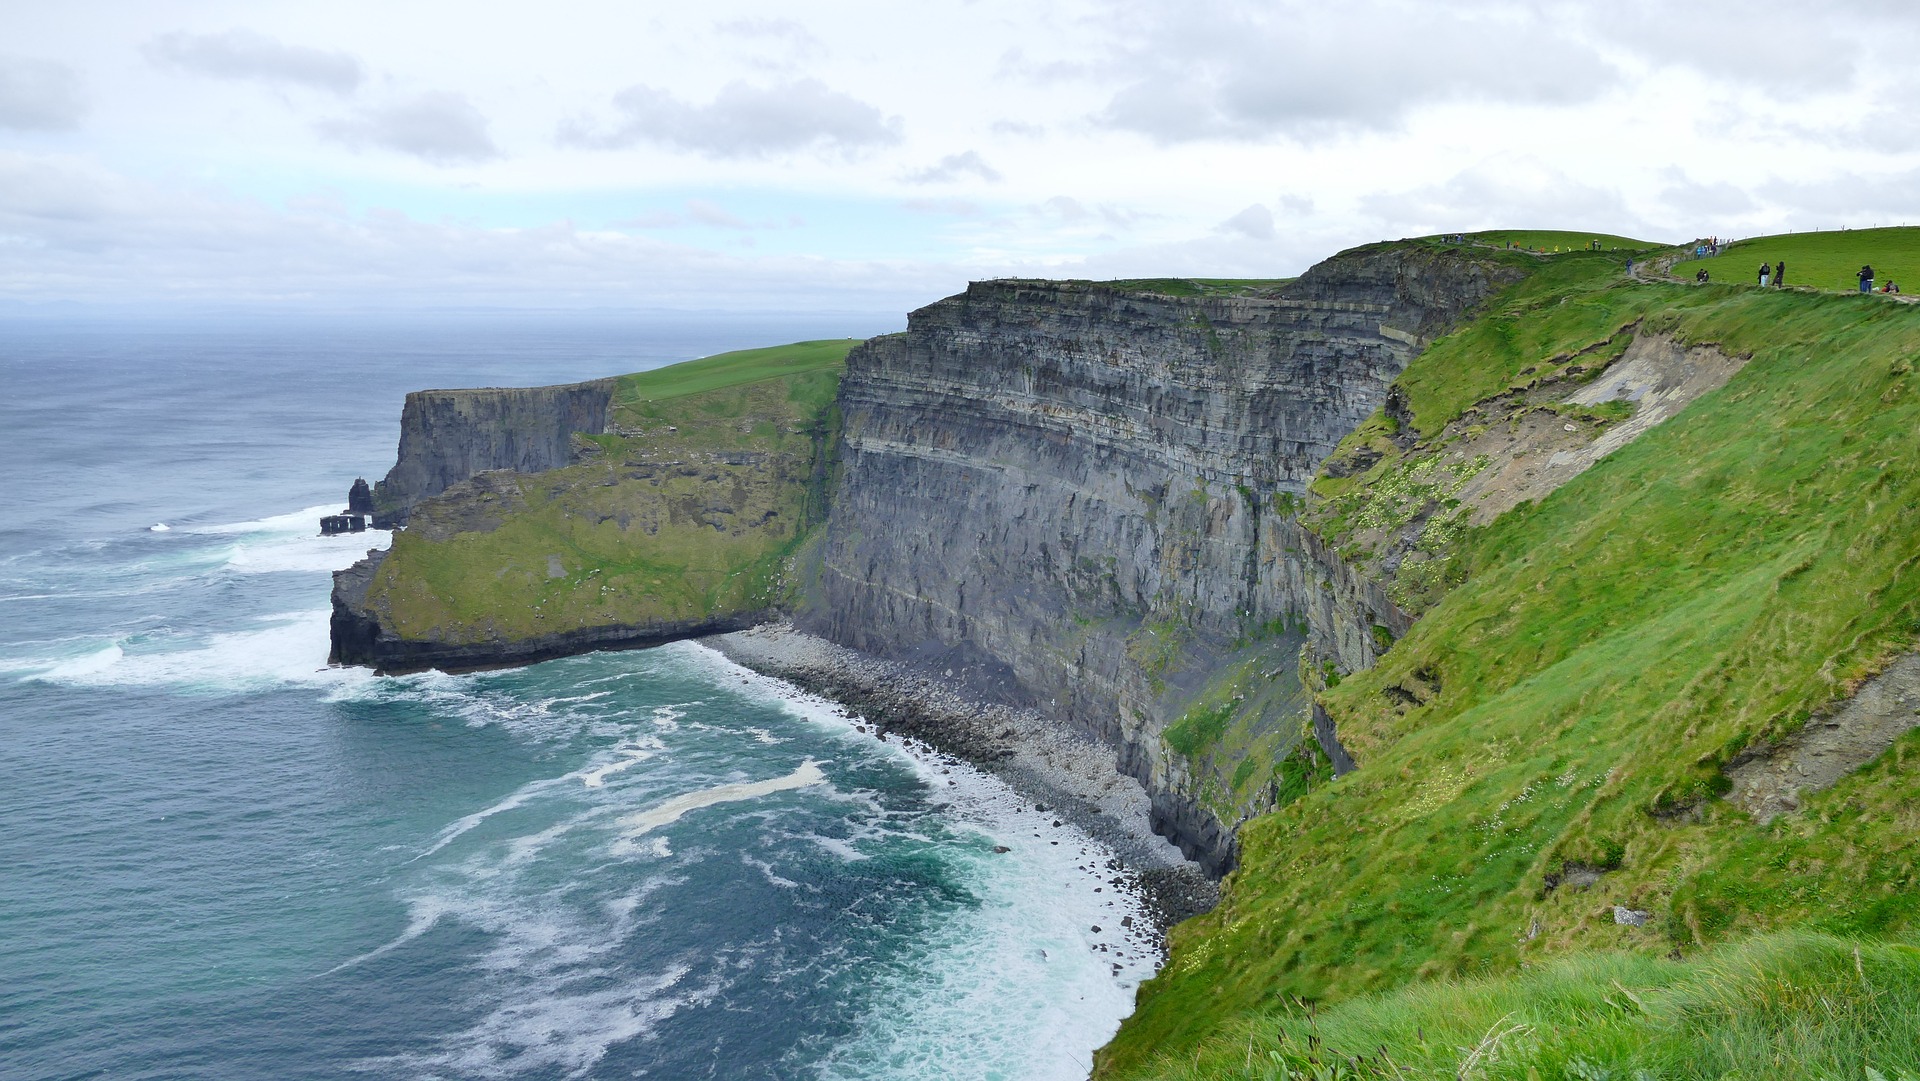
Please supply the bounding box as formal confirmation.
[0,314,1159,1081]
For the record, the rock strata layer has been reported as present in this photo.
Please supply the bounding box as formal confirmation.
[371,379,616,527]
[707,623,1220,932]
[805,246,1523,869]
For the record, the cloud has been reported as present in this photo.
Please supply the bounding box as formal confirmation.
[685,199,749,229]
[1095,1,1619,142]
[609,199,794,231]
[1360,160,1648,240]
[713,17,826,61]
[1217,204,1276,241]
[901,198,985,217]
[0,56,86,131]
[561,79,901,158]
[990,120,1047,138]
[1759,168,1920,229]
[316,93,499,165]
[1584,3,1857,92]
[1039,196,1091,222]
[609,209,684,229]
[902,151,1002,185]
[145,29,363,94]
[0,152,951,311]
[1656,168,1758,220]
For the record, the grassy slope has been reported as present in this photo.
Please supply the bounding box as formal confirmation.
[1102,241,1920,1077]
[1153,932,1920,1080]
[365,341,855,642]
[1670,226,1920,293]
[1453,229,1663,252]
[1099,278,1297,298]
[613,338,856,405]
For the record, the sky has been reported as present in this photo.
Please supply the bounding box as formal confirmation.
[2,0,1917,314]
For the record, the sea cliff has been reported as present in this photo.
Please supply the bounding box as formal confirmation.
[330,230,1920,1077]
[806,245,1525,869]
[371,379,618,527]
[330,341,852,673]
[332,243,1525,870]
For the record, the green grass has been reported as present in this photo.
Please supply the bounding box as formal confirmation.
[367,340,854,644]
[1139,931,1920,1081]
[1096,278,1297,298]
[1670,227,1920,294]
[614,338,857,407]
[1385,250,1645,435]
[1444,230,1664,253]
[1101,254,1920,1077]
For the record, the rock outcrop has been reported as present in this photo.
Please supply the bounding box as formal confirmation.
[370,379,616,527]
[1728,652,1920,822]
[804,245,1524,868]
[332,360,842,674]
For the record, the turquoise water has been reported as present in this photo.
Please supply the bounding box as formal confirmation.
[0,317,1157,1080]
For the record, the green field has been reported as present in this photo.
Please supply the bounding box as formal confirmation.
[1102,242,1920,1077]
[1437,229,1663,253]
[1669,226,1920,293]
[615,338,858,406]
[364,340,856,645]
[1098,278,1296,297]
[1149,932,1920,1080]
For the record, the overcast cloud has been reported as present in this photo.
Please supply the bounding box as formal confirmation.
[145,30,364,94]
[561,79,901,158]
[0,56,87,131]
[316,92,499,164]
[1097,1,1619,142]
[0,2,1914,313]
[902,151,1002,185]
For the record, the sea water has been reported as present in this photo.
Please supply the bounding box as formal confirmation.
[0,315,1159,1081]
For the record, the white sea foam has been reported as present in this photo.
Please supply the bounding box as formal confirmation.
[330,639,1156,1081]
[168,504,393,576]
[9,502,393,691]
[148,523,169,532]
[578,738,662,788]
[350,760,703,1081]
[321,896,454,976]
[415,777,568,861]
[364,963,716,1080]
[814,789,1159,1081]
[20,609,379,694]
[618,760,826,838]
[189,504,341,536]
[677,642,1163,1081]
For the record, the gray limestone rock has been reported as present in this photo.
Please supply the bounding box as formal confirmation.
[370,378,616,527]
[802,245,1522,868]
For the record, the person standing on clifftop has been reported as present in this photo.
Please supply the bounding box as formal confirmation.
[1775,261,1786,286]
[1860,265,1876,293]
[1759,263,1771,287]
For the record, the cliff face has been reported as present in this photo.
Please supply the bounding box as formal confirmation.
[804,246,1523,868]
[326,248,1520,866]
[331,343,852,673]
[370,379,616,527]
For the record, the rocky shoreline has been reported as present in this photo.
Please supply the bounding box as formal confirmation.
[703,622,1219,937]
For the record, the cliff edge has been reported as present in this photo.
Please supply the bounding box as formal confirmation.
[330,341,852,672]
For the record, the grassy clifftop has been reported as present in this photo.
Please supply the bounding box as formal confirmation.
[1103,237,1920,1077]
[357,340,855,649]
[1672,226,1920,293]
